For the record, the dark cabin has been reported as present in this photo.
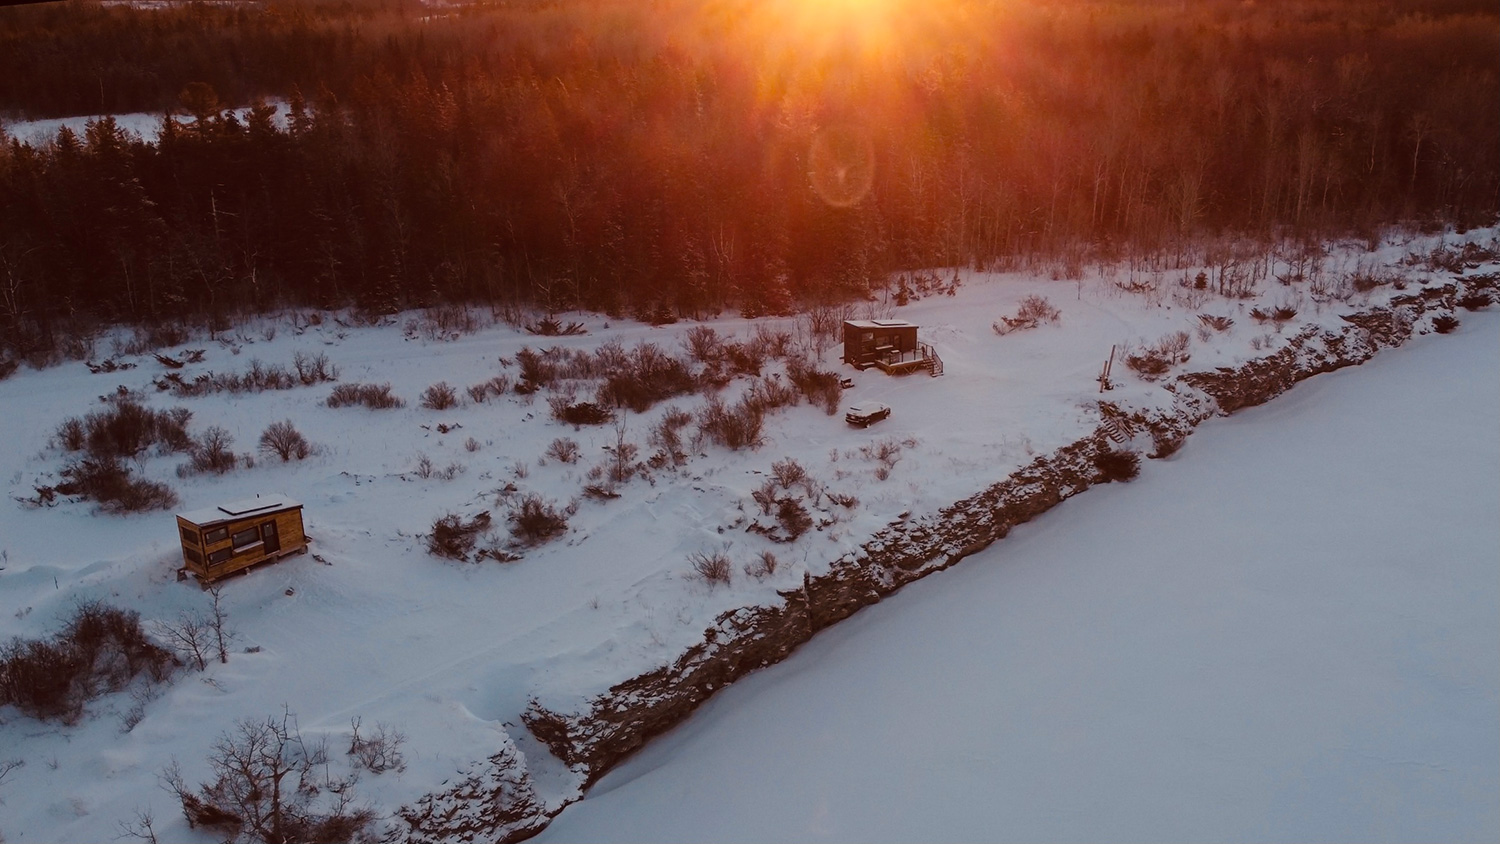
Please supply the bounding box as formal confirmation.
[842,319,941,375]
[176,494,308,584]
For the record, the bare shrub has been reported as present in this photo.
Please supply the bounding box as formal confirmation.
[775,497,813,540]
[723,341,765,377]
[153,612,212,672]
[682,325,722,362]
[326,383,404,409]
[291,352,336,385]
[164,357,335,397]
[414,454,434,479]
[347,717,406,774]
[595,343,698,413]
[697,396,764,450]
[753,324,793,359]
[770,457,807,489]
[994,295,1061,334]
[1197,314,1234,331]
[427,511,491,560]
[827,491,859,508]
[60,399,194,459]
[467,383,490,403]
[747,376,798,412]
[0,601,173,723]
[420,381,459,410]
[507,494,568,545]
[409,304,484,340]
[546,437,580,463]
[182,426,238,475]
[165,709,374,844]
[1094,450,1141,482]
[688,549,732,587]
[605,419,638,484]
[549,398,613,426]
[464,437,481,452]
[55,457,178,513]
[1124,332,1189,379]
[786,361,841,414]
[1458,291,1491,311]
[1125,348,1170,378]
[525,315,587,336]
[56,416,85,451]
[1156,331,1191,364]
[259,420,311,462]
[744,550,779,579]
[648,406,693,467]
[1432,314,1460,334]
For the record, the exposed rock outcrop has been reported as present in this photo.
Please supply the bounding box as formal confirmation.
[394,272,1498,844]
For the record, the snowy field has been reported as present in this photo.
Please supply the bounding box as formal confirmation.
[540,309,1500,843]
[0,229,1495,841]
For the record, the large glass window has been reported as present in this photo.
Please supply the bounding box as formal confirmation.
[204,527,229,544]
[231,527,260,548]
[208,548,231,565]
[183,548,203,566]
[180,526,199,546]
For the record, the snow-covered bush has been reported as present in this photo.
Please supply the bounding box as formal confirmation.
[1432,314,1460,334]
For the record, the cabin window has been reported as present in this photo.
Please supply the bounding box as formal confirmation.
[183,548,203,566]
[208,548,231,565]
[204,527,229,544]
[180,526,199,546]
[231,527,260,548]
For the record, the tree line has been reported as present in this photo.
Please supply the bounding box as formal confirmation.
[0,0,1495,360]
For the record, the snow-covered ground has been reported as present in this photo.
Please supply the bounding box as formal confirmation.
[0,229,1494,841]
[539,308,1500,843]
[0,100,290,146]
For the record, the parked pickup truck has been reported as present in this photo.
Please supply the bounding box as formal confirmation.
[845,402,891,428]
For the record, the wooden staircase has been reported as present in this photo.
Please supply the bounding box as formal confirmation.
[921,343,944,377]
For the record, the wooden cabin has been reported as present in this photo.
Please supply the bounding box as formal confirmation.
[842,319,942,375]
[176,494,308,584]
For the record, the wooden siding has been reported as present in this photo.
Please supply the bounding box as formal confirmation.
[177,507,307,582]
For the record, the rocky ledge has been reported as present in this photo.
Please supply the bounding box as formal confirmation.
[395,272,1497,844]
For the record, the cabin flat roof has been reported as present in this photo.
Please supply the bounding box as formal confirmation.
[177,494,302,526]
[844,319,915,329]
